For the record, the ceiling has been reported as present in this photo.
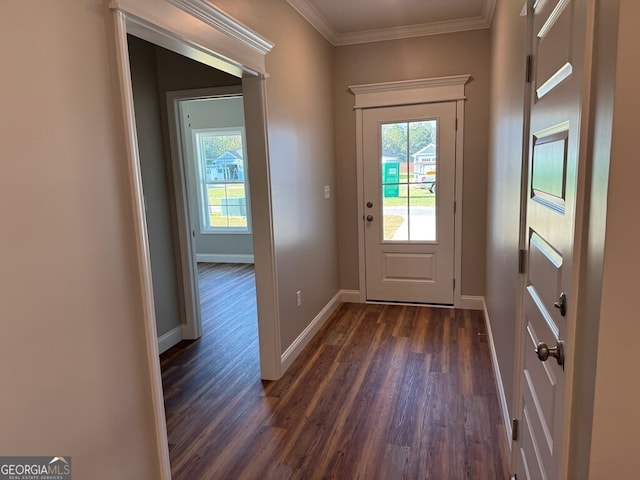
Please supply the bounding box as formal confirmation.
[286,0,496,46]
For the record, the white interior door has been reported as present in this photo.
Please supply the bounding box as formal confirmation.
[516,0,589,478]
[363,102,456,304]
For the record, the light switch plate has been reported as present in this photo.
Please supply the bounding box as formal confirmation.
[324,185,331,199]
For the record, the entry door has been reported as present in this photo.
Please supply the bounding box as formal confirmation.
[363,102,456,304]
[516,1,589,478]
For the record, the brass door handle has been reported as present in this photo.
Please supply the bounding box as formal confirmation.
[535,341,565,367]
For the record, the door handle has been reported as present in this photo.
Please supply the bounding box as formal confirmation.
[535,341,565,367]
[366,201,373,208]
[366,215,374,222]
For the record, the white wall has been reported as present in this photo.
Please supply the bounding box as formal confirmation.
[0,2,161,478]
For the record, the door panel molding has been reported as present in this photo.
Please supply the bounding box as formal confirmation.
[350,75,470,307]
[514,0,595,478]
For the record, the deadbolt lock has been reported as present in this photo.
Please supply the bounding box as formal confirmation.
[554,292,567,316]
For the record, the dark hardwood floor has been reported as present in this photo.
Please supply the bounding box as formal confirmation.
[160,263,510,479]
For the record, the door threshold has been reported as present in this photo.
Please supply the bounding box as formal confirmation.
[365,299,454,308]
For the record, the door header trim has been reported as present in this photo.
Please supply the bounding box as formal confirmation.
[348,74,471,109]
[110,0,274,77]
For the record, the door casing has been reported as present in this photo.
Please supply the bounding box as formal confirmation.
[350,75,474,308]
[362,102,457,305]
[110,1,279,478]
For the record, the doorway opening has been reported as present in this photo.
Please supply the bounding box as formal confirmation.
[128,33,259,346]
[362,102,457,304]
[350,75,470,308]
[112,4,279,474]
[167,87,258,340]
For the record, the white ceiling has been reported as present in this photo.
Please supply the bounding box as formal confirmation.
[286,0,496,46]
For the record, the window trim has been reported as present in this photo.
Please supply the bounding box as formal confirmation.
[192,126,252,234]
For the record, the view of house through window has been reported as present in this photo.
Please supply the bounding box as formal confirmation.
[380,119,437,241]
[193,128,250,231]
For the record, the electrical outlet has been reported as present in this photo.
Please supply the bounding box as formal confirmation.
[296,290,302,308]
[324,185,331,199]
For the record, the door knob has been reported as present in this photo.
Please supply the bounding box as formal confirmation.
[554,292,567,316]
[535,341,564,367]
[366,215,374,222]
[366,201,373,208]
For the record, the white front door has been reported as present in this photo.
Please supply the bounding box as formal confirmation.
[516,0,590,478]
[363,102,456,304]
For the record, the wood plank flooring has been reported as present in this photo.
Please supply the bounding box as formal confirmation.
[160,263,510,479]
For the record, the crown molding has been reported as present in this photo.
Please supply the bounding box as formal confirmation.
[484,0,497,27]
[167,0,274,55]
[336,15,491,46]
[286,0,495,46]
[285,0,340,44]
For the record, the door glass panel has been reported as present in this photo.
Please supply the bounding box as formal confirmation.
[381,119,437,242]
[409,187,435,241]
[382,185,408,240]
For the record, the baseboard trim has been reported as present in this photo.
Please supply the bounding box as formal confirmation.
[340,289,361,303]
[158,325,183,354]
[482,298,513,450]
[457,295,485,310]
[281,290,343,373]
[196,253,255,264]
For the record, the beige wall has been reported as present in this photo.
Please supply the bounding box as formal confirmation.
[588,0,640,476]
[0,2,160,478]
[333,30,491,296]
[486,0,527,420]
[210,0,340,350]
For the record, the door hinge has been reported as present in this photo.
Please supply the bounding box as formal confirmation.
[518,248,526,274]
[454,201,457,213]
[525,55,533,83]
[455,118,458,131]
[512,418,519,441]
[453,278,456,290]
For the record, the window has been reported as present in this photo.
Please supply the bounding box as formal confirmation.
[193,128,250,233]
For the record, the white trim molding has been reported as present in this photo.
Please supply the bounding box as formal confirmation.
[483,299,513,450]
[112,11,172,479]
[281,291,343,373]
[109,0,273,77]
[340,289,362,303]
[458,295,485,310]
[158,326,184,354]
[196,254,255,264]
[167,0,274,55]
[349,75,471,109]
[286,0,495,46]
